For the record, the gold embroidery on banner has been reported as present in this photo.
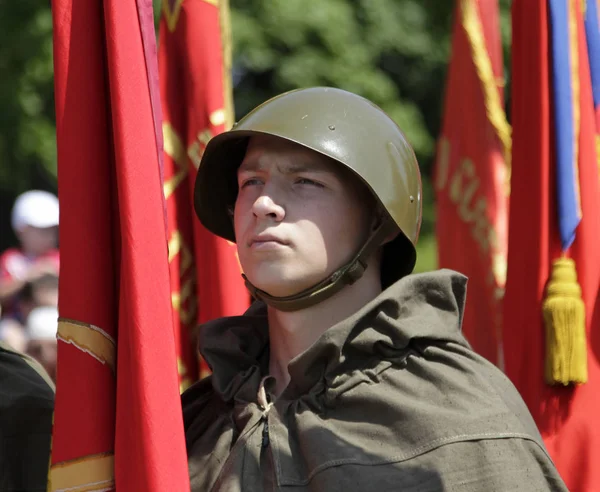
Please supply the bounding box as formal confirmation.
[168,231,193,274]
[177,357,193,393]
[188,143,202,168]
[187,129,213,168]
[210,109,226,127]
[49,453,114,492]
[57,319,116,373]
[448,157,500,258]
[163,123,189,199]
[171,291,198,326]
[180,242,193,273]
[461,0,512,193]
[168,230,182,263]
[492,251,507,290]
[163,0,184,33]
[199,129,212,146]
[180,277,194,304]
[179,278,198,325]
[169,231,197,325]
[444,145,506,361]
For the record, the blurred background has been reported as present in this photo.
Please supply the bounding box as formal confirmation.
[0,0,512,272]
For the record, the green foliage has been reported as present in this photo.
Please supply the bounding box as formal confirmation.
[231,0,453,170]
[0,2,56,193]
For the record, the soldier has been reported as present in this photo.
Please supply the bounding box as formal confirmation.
[0,306,54,491]
[182,87,567,491]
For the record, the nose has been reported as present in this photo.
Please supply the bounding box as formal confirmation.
[252,193,285,222]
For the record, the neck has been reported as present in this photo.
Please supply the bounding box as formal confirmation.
[267,258,382,395]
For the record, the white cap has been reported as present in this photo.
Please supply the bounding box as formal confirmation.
[26,306,59,341]
[11,190,60,231]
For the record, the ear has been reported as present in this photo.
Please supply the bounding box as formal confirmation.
[370,208,398,246]
[382,229,399,246]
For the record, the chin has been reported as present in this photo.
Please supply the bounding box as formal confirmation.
[245,267,317,298]
[248,277,300,298]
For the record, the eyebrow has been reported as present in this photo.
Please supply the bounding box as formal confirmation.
[237,159,332,175]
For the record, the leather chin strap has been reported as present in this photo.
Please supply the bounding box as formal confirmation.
[242,219,395,312]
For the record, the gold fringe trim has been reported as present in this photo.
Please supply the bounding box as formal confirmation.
[57,319,116,374]
[461,0,512,192]
[543,258,588,385]
[49,453,114,492]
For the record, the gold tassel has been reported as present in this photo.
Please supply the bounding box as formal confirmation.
[543,257,588,385]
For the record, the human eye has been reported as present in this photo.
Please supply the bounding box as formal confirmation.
[295,177,324,187]
[240,177,263,188]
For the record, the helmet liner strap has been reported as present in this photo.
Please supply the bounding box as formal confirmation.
[243,219,396,311]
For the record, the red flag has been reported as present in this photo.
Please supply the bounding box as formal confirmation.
[504,1,600,490]
[49,0,190,490]
[158,0,249,384]
[434,0,509,365]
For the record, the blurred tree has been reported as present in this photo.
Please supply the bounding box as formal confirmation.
[0,1,56,250]
[0,1,56,192]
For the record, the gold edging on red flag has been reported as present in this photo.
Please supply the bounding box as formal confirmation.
[187,129,213,168]
[49,453,114,492]
[57,319,116,373]
[461,0,512,189]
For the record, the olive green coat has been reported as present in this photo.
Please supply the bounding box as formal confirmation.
[183,270,568,491]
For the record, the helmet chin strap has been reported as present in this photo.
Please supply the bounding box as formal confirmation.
[242,219,396,312]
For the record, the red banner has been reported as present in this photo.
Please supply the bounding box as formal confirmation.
[504,1,600,490]
[434,0,509,365]
[50,0,189,490]
[158,0,249,386]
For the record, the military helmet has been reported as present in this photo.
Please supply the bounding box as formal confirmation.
[194,87,422,309]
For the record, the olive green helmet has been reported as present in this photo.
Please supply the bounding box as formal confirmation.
[194,87,422,310]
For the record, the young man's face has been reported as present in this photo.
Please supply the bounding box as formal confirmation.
[234,135,373,297]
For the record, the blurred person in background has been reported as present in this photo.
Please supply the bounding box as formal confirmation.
[25,305,58,382]
[19,272,60,316]
[0,303,54,491]
[0,190,60,319]
[0,273,59,352]
[0,318,27,352]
